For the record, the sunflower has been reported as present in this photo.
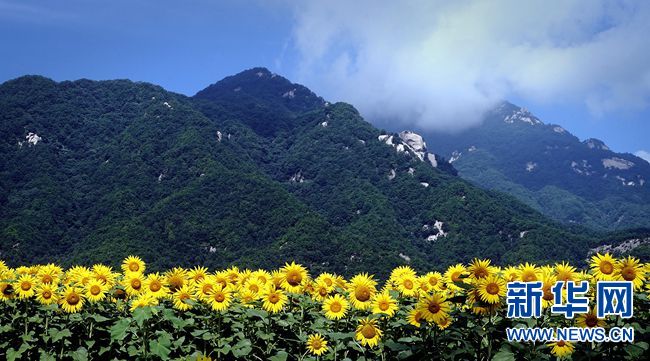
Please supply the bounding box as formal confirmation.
[86,279,107,302]
[172,284,195,311]
[36,264,61,285]
[418,293,450,323]
[371,291,398,317]
[468,259,494,280]
[237,269,253,285]
[555,262,576,282]
[322,293,348,320]
[238,289,258,306]
[576,310,606,328]
[14,274,37,299]
[130,293,159,312]
[306,334,328,356]
[213,271,230,289]
[541,275,558,308]
[281,262,309,294]
[548,340,574,358]
[0,282,13,301]
[166,267,188,292]
[421,272,443,292]
[67,266,93,286]
[355,318,382,348]
[195,276,216,301]
[435,316,452,330]
[347,273,377,310]
[242,278,264,296]
[60,286,84,313]
[35,284,58,305]
[476,275,506,304]
[614,256,646,290]
[188,266,209,284]
[311,280,332,302]
[207,284,233,312]
[92,264,117,287]
[444,264,467,291]
[315,272,337,289]
[407,308,424,327]
[395,274,419,297]
[262,286,287,313]
[389,266,417,284]
[502,266,520,282]
[121,256,146,274]
[123,272,145,296]
[519,263,540,282]
[250,270,272,285]
[144,273,169,299]
[225,266,240,285]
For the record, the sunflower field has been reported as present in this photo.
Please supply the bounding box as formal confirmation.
[0,255,648,360]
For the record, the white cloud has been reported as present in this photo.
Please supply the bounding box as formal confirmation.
[635,150,650,163]
[286,0,650,132]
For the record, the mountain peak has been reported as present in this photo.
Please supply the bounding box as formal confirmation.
[583,138,610,151]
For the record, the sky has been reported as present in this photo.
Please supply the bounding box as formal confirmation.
[1,0,649,160]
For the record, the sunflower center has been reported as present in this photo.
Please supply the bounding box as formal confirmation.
[557,340,566,347]
[169,277,183,291]
[287,272,302,286]
[355,287,371,302]
[428,302,441,314]
[150,281,161,292]
[269,293,280,304]
[42,274,53,283]
[319,288,328,296]
[131,279,141,289]
[599,262,613,274]
[202,284,213,294]
[621,267,636,281]
[214,292,225,302]
[451,272,461,282]
[249,284,259,293]
[90,285,101,295]
[179,293,190,301]
[20,281,32,291]
[114,289,126,299]
[42,290,52,299]
[475,268,488,278]
[324,279,333,286]
[361,324,377,339]
[330,302,342,312]
[543,288,554,301]
[129,263,140,272]
[585,315,598,327]
[1,284,12,295]
[486,283,500,295]
[522,272,537,282]
[67,293,80,305]
[403,280,414,289]
[428,278,438,286]
[379,300,389,311]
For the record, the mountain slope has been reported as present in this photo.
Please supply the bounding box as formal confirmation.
[0,70,611,276]
[420,102,650,231]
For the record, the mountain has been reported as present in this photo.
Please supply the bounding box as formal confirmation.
[0,69,628,276]
[419,102,650,232]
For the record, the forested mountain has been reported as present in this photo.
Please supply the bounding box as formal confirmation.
[1,68,636,277]
[421,102,650,231]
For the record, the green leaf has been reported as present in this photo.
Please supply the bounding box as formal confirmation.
[492,346,516,361]
[132,307,152,327]
[110,318,131,341]
[269,351,288,361]
[232,339,252,357]
[49,328,72,343]
[149,333,172,359]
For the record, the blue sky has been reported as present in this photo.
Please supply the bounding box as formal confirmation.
[1,0,648,159]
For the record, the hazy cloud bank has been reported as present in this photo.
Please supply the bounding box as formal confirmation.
[286,0,650,132]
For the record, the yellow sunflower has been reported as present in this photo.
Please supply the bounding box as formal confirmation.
[238,288,258,306]
[35,284,58,305]
[166,267,188,292]
[121,255,146,274]
[242,278,264,296]
[144,273,169,299]
[420,272,443,292]
[225,266,240,284]
[614,256,646,290]
[123,272,145,296]
[67,266,93,286]
[36,264,62,285]
[355,318,382,348]
[86,279,107,302]
[444,264,467,291]
[311,280,332,302]
[576,310,606,328]
[541,275,558,309]
[322,293,349,320]
[389,266,417,284]
[519,263,540,282]
[0,282,13,301]
[395,274,419,297]
[347,273,377,310]
[250,270,272,285]
[435,316,452,330]
[371,291,398,317]
[315,272,337,289]
[92,264,117,287]
[188,266,209,284]
[468,258,494,280]
[130,292,159,312]
[407,308,424,327]
[418,293,450,323]
[501,266,520,282]
[281,262,309,294]
[476,275,506,304]
[60,286,84,313]
[194,276,217,301]
[589,253,616,281]
[172,284,195,311]
[548,340,574,358]
[306,334,328,356]
[213,271,230,289]
[555,262,576,282]
[14,274,37,299]
[262,286,287,313]
[207,284,233,312]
